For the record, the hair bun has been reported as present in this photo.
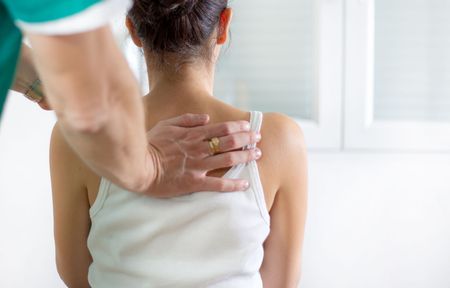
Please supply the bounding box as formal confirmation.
[128,0,228,61]
[157,0,197,18]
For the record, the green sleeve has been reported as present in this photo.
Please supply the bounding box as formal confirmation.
[0,3,22,119]
[2,0,101,23]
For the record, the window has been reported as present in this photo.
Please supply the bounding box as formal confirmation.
[345,0,450,151]
[215,0,315,119]
[374,0,450,122]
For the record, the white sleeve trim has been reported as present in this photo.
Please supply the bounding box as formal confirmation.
[16,0,132,35]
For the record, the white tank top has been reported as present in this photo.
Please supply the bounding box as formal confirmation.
[87,111,270,288]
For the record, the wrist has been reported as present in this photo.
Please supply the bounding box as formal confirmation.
[23,79,44,103]
[134,144,162,194]
[13,45,41,95]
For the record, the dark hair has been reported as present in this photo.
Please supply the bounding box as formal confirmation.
[128,0,228,64]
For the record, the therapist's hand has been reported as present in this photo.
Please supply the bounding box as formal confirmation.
[143,113,262,197]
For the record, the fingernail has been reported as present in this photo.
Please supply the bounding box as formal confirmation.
[255,148,262,159]
[199,114,210,122]
[255,133,262,142]
[243,122,251,131]
[242,181,250,191]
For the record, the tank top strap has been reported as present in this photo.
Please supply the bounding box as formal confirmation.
[248,111,263,149]
[226,111,263,178]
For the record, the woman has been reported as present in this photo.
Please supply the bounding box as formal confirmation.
[50,0,308,287]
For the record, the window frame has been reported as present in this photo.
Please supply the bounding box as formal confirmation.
[297,0,343,150]
[343,0,450,152]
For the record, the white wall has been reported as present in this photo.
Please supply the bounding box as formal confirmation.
[0,92,63,287]
[301,152,450,288]
[1,92,450,288]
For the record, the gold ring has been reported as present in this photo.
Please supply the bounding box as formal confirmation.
[208,137,221,155]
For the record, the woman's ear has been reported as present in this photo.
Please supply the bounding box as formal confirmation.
[217,8,233,45]
[125,17,143,48]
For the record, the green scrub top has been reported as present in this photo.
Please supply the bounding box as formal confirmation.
[0,0,100,119]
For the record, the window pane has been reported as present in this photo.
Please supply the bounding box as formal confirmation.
[215,0,315,120]
[374,0,450,122]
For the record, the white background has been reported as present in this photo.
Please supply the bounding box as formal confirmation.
[2,93,450,288]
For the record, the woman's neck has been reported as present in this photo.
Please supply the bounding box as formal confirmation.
[142,60,248,131]
[146,61,216,104]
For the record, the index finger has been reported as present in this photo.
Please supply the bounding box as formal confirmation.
[196,121,251,140]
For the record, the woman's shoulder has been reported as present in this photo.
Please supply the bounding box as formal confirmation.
[50,123,101,205]
[259,112,306,156]
[262,112,304,135]
[50,123,84,170]
[256,112,307,210]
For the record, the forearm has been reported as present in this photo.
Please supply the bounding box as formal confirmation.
[28,27,153,192]
[57,79,153,192]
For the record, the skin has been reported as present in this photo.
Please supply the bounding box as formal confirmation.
[51,8,307,288]
[25,22,259,196]
[12,44,50,110]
